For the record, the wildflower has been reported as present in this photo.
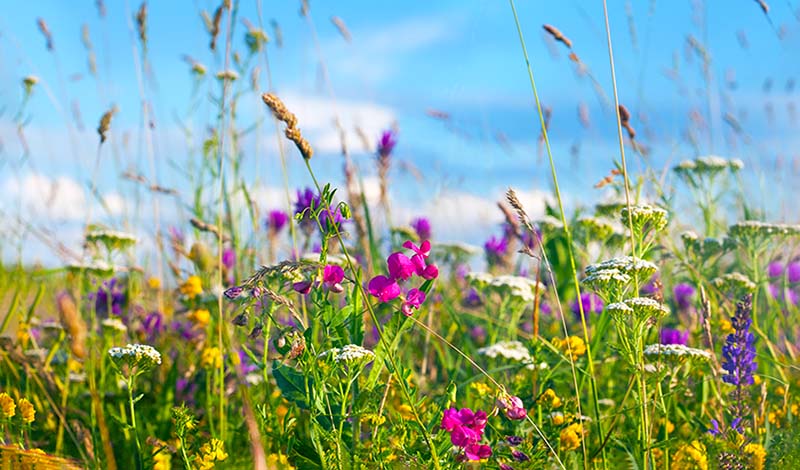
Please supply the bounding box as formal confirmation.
[17,398,35,424]
[387,252,415,280]
[440,407,492,461]
[767,260,784,278]
[538,388,563,408]
[511,449,530,462]
[506,435,523,446]
[266,453,295,470]
[411,217,431,241]
[147,277,161,290]
[643,344,712,362]
[553,336,587,360]
[571,292,604,320]
[477,340,534,368]
[322,264,345,293]
[674,283,696,310]
[484,235,508,266]
[550,411,565,425]
[661,328,689,345]
[620,204,669,233]
[497,395,527,420]
[266,209,289,234]
[401,288,426,316]
[367,275,401,302]
[224,286,245,299]
[108,343,162,370]
[744,443,765,470]
[672,441,708,470]
[787,260,800,283]
[152,446,171,470]
[201,347,223,369]
[722,295,757,387]
[188,309,210,327]
[222,248,235,271]
[713,272,756,295]
[377,129,397,159]
[559,423,584,452]
[197,438,228,470]
[93,278,126,316]
[466,273,543,303]
[610,297,669,320]
[292,280,313,294]
[180,275,203,299]
[142,311,164,341]
[0,393,16,419]
[85,229,137,250]
[101,317,127,333]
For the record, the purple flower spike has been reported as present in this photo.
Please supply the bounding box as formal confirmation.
[411,217,432,241]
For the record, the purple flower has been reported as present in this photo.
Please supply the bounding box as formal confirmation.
[293,187,344,233]
[497,395,527,420]
[377,130,397,159]
[463,288,482,307]
[720,295,757,435]
[266,210,289,234]
[660,328,689,345]
[401,288,426,316]
[470,325,486,343]
[673,283,696,310]
[767,261,784,278]
[640,276,660,296]
[511,449,530,462]
[484,235,508,266]
[222,248,235,271]
[411,217,431,241]
[788,261,800,283]
[93,278,126,317]
[142,311,164,342]
[571,292,604,320]
[506,435,523,446]
[323,265,345,293]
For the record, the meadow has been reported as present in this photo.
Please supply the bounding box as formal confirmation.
[1,1,800,469]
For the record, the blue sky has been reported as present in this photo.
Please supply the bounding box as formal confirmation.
[2,1,800,264]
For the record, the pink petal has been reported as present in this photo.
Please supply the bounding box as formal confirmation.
[387,252,415,280]
[367,275,401,302]
[323,264,344,284]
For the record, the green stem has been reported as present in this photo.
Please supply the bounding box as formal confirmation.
[127,376,144,470]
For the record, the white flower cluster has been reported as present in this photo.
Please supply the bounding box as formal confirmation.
[108,343,162,367]
[101,317,128,332]
[85,229,138,245]
[318,344,376,364]
[713,272,756,293]
[674,155,743,174]
[478,340,532,363]
[65,261,115,275]
[608,297,669,319]
[466,273,544,303]
[300,253,348,266]
[582,269,631,289]
[643,344,712,361]
[576,217,615,239]
[586,256,658,279]
[606,302,634,315]
[728,221,800,241]
[620,204,669,232]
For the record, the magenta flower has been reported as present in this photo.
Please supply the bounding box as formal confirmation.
[484,235,508,266]
[441,408,492,461]
[403,240,431,258]
[368,275,401,302]
[660,328,689,345]
[411,217,431,241]
[464,444,492,461]
[767,261,784,278]
[401,288,426,316]
[387,252,415,280]
[293,280,312,295]
[497,395,527,420]
[788,261,800,283]
[571,292,604,320]
[266,209,289,234]
[323,265,345,293]
[377,129,397,159]
[673,283,696,310]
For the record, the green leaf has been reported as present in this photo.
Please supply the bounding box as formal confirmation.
[273,361,310,409]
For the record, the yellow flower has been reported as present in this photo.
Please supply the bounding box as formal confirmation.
[559,423,584,452]
[753,375,763,386]
[147,277,162,290]
[671,440,707,470]
[189,309,211,327]
[552,336,586,360]
[397,404,414,420]
[152,448,171,470]
[16,322,30,346]
[17,398,35,424]
[550,412,565,426]
[0,393,16,419]
[201,347,223,369]
[470,382,493,397]
[719,319,734,335]
[180,275,203,299]
[538,388,563,408]
[266,453,295,470]
[744,443,765,470]
[659,418,675,435]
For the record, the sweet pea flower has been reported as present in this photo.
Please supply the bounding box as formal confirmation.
[293,280,313,295]
[387,252,415,280]
[323,265,345,293]
[403,240,431,258]
[767,261,784,278]
[368,276,401,302]
[464,444,492,461]
[266,210,289,234]
[497,395,527,420]
[401,289,426,316]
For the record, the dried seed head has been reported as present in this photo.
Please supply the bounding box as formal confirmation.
[542,24,572,49]
[261,93,313,160]
[37,18,54,51]
[331,16,352,43]
[97,105,118,144]
[136,2,148,46]
[57,292,87,359]
[209,6,223,51]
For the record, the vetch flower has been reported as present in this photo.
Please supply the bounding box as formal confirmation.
[266,209,289,234]
[440,407,492,461]
[571,292,604,320]
[387,252,415,280]
[484,235,508,266]
[368,276,401,302]
[401,288,426,316]
[377,129,397,159]
[93,278,126,317]
[497,395,527,420]
[322,264,345,293]
[673,283,696,310]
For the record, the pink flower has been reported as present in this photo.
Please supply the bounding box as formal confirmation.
[368,275,401,302]
[410,253,439,280]
[323,265,345,293]
[401,288,426,316]
[387,252,415,280]
[441,408,461,432]
[450,425,480,447]
[464,444,492,461]
[497,395,527,420]
[403,240,431,258]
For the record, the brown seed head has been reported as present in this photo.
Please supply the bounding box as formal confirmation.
[542,24,572,49]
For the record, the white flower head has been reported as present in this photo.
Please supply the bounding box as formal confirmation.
[643,344,712,362]
[478,340,537,370]
[101,317,128,333]
[108,343,162,370]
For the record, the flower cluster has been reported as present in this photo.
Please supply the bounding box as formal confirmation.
[620,204,669,234]
[477,340,540,370]
[466,273,544,303]
[721,295,757,433]
[317,344,376,365]
[441,408,492,461]
[643,344,712,362]
[673,155,743,178]
[0,392,36,426]
[108,343,162,370]
[368,240,438,315]
[496,394,527,420]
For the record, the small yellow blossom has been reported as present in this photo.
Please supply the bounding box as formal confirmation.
[201,347,223,369]
[396,404,414,420]
[147,277,162,290]
[189,309,211,327]
[559,423,584,452]
[0,393,16,419]
[671,440,707,470]
[659,418,675,435]
[538,388,563,408]
[470,382,493,397]
[180,275,203,299]
[16,322,31,346]
[196,438,228,470]
[17,398,35,424]
[744,443,766,470]
[753,375,762,386]
[363,413,386,426]
[152,447,171,470]
[719,319,734,335]
[266,453,295,470]
[552,335,586,360]
[550,412,565,426]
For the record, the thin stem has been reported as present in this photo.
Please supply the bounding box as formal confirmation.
[127,376,144,470]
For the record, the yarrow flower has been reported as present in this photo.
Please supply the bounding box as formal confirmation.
[441,408,492,461]
[466,273,544,303]
[108,343,162,371]
[318,344,376,366]
[643,344,712,362]
[477,340,537,369]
